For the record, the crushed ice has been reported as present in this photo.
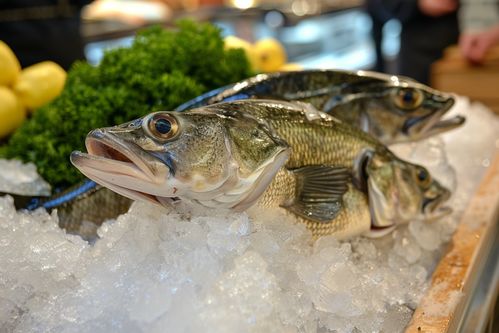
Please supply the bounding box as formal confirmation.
[0,159,51,196]
[0,97,498,332]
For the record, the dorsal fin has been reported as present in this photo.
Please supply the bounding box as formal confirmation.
[283,165,349,223]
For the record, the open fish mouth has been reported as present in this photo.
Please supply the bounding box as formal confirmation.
[404,98,464,139]
[423,205,453,222]
[70,130,173,205]
[430,115,465,132]
[422,191,452,221]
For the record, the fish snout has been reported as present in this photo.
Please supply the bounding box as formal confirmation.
[69,150,85,167]
[85,129,108,154]
[432,92,454,107]
[441,97,455,113]
[422,186,451,214]
[88,128,106,139]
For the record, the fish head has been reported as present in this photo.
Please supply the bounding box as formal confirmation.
[330,80,463,144]
[70,109,290,210]
[364,150,451,230]
[368,83,463,143]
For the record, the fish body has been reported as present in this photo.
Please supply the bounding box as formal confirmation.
[176,70,463,144]
[71,100,451,239]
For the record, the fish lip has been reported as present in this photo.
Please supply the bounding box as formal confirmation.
[70,129,174,200]
[90,171,162,205]
[424,97,461,132]
[84,129,165,183]
[422,197,439,213]
[430,115,466,133]
[403,98,464,139]
[71,151,179,206]
[441,95,455,111]
[422,190,451,218]
[70,150,151,183]
[423,205,452,222]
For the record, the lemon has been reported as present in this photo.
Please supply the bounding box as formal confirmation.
[14,61,67,111]
[279,63,303,71]
[0,87,26,139]
[253,38,287,72]
[224,35,259,71]
[0,40,21,87]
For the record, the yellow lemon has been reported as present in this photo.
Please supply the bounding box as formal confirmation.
[0,40,21,87]
[253,38,287,72]
[224,35,259,71]
[14,61,66,111]
[0,87,26,139]
[279,63,303,71]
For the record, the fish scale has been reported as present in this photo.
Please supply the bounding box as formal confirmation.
[215,101,378,236]
[209,101,381,168]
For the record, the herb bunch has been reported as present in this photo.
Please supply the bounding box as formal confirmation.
[1,20,252,188]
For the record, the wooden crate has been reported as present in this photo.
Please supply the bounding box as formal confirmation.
[405,153,499,332]
[431,46,499,114]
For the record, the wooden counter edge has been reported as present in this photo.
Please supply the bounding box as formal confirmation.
[405,153,499,333]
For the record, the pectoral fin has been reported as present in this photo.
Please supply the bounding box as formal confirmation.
[284,166,349,223]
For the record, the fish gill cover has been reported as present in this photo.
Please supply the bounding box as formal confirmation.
[0,20,253,188]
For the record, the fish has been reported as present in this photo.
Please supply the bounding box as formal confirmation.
[13,69,461,239]
[70,99,451,239]
[176,70,464,144]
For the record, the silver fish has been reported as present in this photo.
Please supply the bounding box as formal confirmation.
[71,100,451,239]
[176,69,463,144]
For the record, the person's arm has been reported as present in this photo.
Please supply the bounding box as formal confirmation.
[418,0,458,17]
[459,0,499,63]
[459,25,499,63]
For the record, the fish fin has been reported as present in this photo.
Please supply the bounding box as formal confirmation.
[284,166,349,223]
[293,101,342,123]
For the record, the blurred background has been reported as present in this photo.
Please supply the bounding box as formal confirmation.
[81,0,382,70]
[2,0,498,111]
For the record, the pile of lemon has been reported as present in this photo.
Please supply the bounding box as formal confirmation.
[0,41,66,139]
[224,36,301,73]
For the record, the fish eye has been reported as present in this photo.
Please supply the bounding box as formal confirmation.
[416,167,431,187]
[147,113,179,141]
[392,88,424,110]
